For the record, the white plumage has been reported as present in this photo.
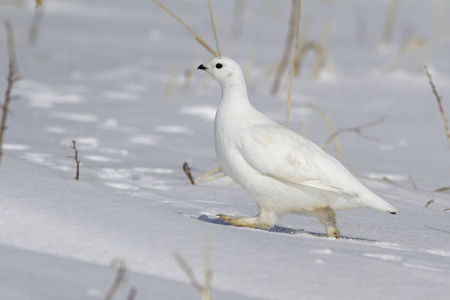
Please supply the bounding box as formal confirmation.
[198,57,397,238]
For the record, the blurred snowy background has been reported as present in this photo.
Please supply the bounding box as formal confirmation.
[0,0,449,299]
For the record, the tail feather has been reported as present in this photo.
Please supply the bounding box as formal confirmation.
[363,192,398,214]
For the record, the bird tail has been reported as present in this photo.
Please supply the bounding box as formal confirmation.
[363,192,397,214]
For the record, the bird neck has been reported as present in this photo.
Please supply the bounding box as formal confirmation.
[220,83,252,110]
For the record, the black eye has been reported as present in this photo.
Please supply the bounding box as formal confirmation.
[216,63,223,69]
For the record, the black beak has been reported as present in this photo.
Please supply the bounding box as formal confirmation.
[197,64,207,70]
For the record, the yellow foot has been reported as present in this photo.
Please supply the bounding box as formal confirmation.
[216,214,271,229]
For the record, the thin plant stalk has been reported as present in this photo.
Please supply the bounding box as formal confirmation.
[424,66,450,149]
[207,0,221,56]
[271,0,298,95]
[194,167,222,182]
[0,22,21,169]
[286,0,302,128]
[379,0,401,45]
[152,0,217,56]
[0,62,18,168]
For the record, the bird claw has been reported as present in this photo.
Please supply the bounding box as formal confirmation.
[216,214,234,223]
[326,227,341,239]
[216,214,260,229]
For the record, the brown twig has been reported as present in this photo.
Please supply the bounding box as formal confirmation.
[183,162,195,185]
[0,61,20,169]
[408,172,418,190]
[424,66,450,149]
[322,115,387,149]
[0,22,21,169]
[104,260,127,300]
[424,199,434,208]
[67,140,80,180]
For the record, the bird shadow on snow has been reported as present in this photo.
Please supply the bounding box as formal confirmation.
[197,215,377,242]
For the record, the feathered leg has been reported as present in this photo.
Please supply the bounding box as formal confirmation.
[311,207,341,238]
[217,209,276,230]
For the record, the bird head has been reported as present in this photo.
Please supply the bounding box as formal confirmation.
[197,57,245,89]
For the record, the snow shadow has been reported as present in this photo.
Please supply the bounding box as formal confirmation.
[197,215,378,242]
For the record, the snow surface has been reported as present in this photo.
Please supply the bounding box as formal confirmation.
[0,0,449,299]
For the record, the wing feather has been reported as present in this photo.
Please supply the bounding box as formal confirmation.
[236,125,359,196]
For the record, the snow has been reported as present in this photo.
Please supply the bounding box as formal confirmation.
[0,0,449,299]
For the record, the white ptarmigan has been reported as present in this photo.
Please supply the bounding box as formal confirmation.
[198,56,397,238]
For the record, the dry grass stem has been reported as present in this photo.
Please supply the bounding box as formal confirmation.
[309,18,331,78]
[183,51,202,94]
[183,68,194,94]
[308,102,344,158]
[381,176,395,184]
[0,22,21,169]
[5,21,18,77]
[286,0,302,128]
[27,8,44,68]
[202,238,213,300]
[67,140,80,180]
[432,1,448,43]
[174,238,213,300]
[444,208,450,212]
[293,17,330,78]
[434,187,450,192]
[152,0,218,56]
[387,37,430,71]
[424,66,450,149]
[194,167,222,182]
[271,0,299,95]
[308,102,362,178]
[35,0,43,10]
[0,61,21,169]
[379,0,400,45]
[207,0,221,56]
[104,260,127,300]
[28,7,43,49]
[294,41,325,78]
[408,172,417,190]
[322,115,387,148]
[174,253,203,293]
[203,172,226,182]
[126,287,137,300]
[183,162,195,185]
[424,199,434,208]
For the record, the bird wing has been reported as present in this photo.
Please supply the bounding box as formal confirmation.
[236,124,359,196]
